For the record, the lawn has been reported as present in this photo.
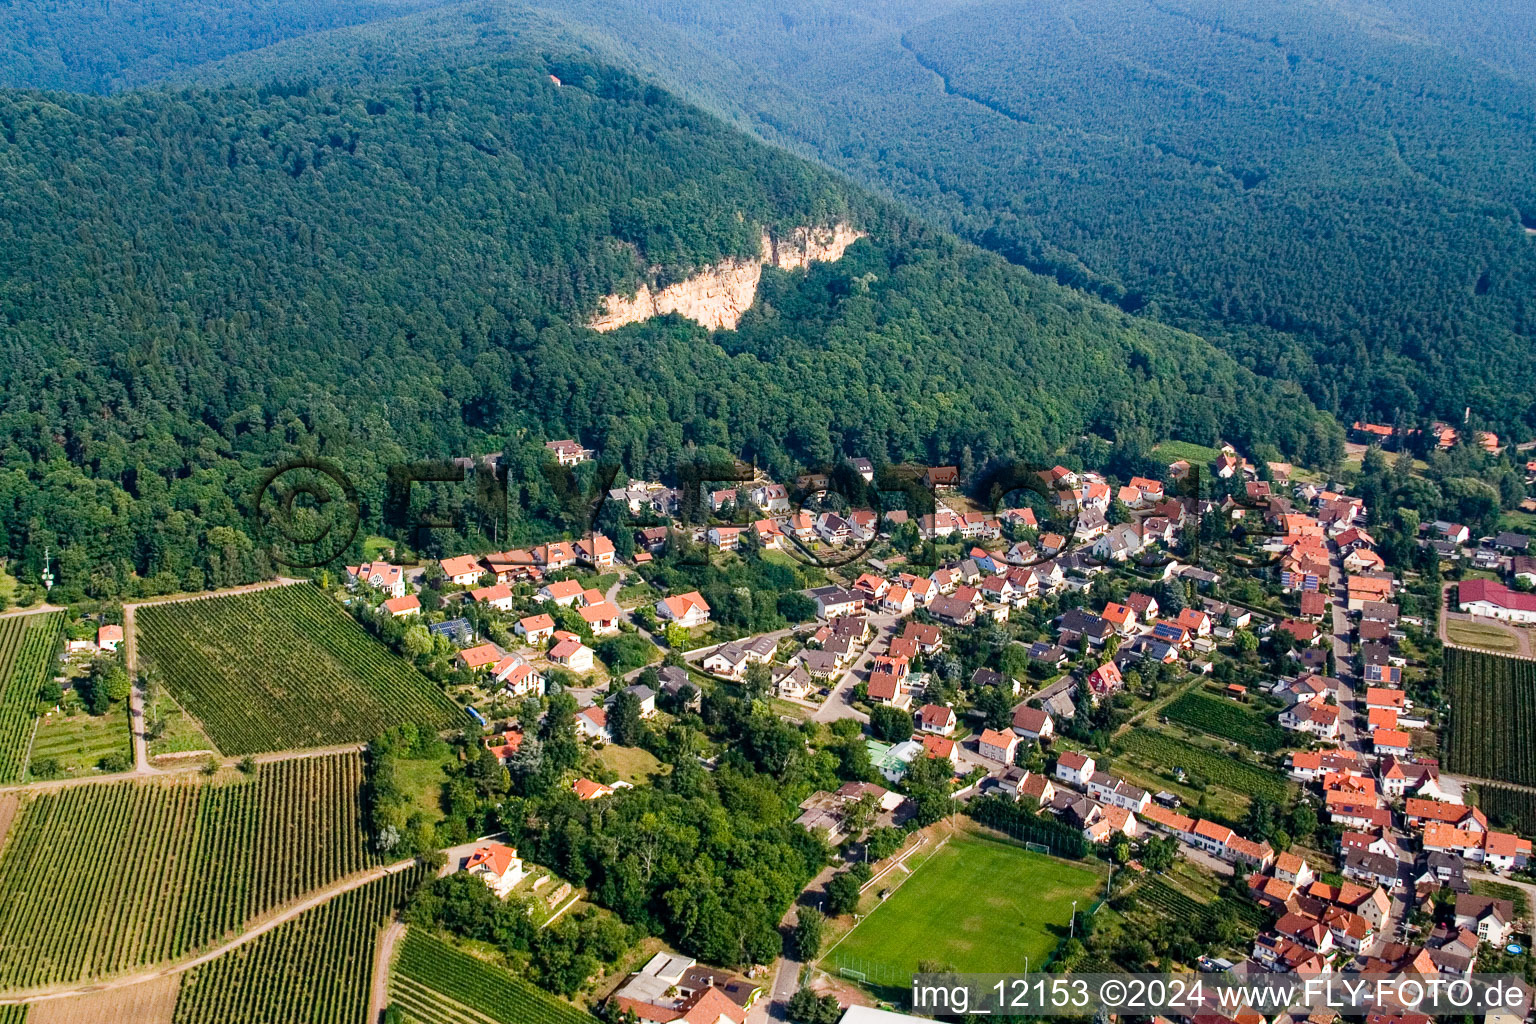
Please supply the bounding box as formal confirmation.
[827,833,1100,989]
[595,743,666,784]
[28,706,132,777]
[393,752,452,821]
[145,689,215,759]
[1444,618,1522,653]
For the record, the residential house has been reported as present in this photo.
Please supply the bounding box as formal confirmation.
[347,561,406,598]
[1280,701,1340,740]
[464,843,525,897]
[578,601,623,636]
[574,778,616,800]
[916,704,957,736]
[495,659,545,698]
[815,512,853,546]
[613,684,658,718]
[929,595,976,627]
[657,591,712,627]
[772,663,815,700]
[1372,728,1412,757]
[382,595,421,618]
[1342,850,1401,891]
[515,613,556,645]
[549,638,594,673]
[978,728,1020,764]
[809,586,863,620]
[538,579,584,607]
[440,555,485,586]
[575,533,616,568]
[96,624,123,652]
[544,439,593,466]
[457,643,501,672]
[469,582,515,611]
[1011,705,1054,742]
[1454,894,1515,946]
[575,705,612,743]
[1054,751,1096,788]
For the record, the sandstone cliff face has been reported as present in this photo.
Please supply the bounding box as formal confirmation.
[588,222,865,332]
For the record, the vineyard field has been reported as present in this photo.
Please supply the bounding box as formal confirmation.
[393,929,599,1024]
[1474,784,1536,838]
[0,613,63,782]
[1162,692,1286,752]
[0,753,374,989]
[1115,731,1288,804]
[172,866,427,1024]
[1445,648,1536,787]
[137,585,459,755]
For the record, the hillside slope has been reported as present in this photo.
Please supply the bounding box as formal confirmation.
[62,0,1535,437]
[0,59,1329,598]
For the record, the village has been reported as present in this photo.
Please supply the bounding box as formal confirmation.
[321,435,1536,1023]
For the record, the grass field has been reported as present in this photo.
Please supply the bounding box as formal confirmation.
[828,833,1100,987]
[391,929,598,1024]
[28,706,131,778]
[1445,619,1523,653]
[137,585,460,754]
[0,753,374,989]
[1151,440,1222,467]
[145,690,215,760]
[595,744,665,784]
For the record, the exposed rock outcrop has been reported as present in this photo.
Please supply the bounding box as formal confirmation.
[588,222,865,332]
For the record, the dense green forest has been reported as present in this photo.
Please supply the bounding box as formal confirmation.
[0,0,458,93]
[0,58,1325,598]
[29,0,1530,436]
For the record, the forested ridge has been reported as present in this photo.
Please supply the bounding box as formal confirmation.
[58,0,1534,437]
[0,58,1326,599]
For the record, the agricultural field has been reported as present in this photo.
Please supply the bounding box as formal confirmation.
[27,706,132,779]
[1151,440,1223,468]
[0,1007,24,1024]
[391,929,599,1024]
[1445,648,1536,786]
[0,612,63,782]
[0,753,374,989]
[1473,784,1536,841]
[27,974,179,1024]
[1114,730,1289,806]
[173,867,428,1024]
[1444,619,1522,654]
[828,833,1100,990]
[137,585,460,755]
[1161,692,1287,753]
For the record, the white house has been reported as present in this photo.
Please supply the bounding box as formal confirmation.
[575,705,612,743]
[347,561,406,598]
[464,843,525,898]
[1054,750,1095,788]
[440,555,484,587]
[657,591,711,628]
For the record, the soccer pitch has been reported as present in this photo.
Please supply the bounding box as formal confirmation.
[830,832,1103,980]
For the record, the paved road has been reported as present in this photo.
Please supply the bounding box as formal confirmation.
[0,858,420,1006]
[811,612,901,725]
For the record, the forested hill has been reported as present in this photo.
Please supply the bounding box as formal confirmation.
[0,59,1330,599]
[73,0,1535,439]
